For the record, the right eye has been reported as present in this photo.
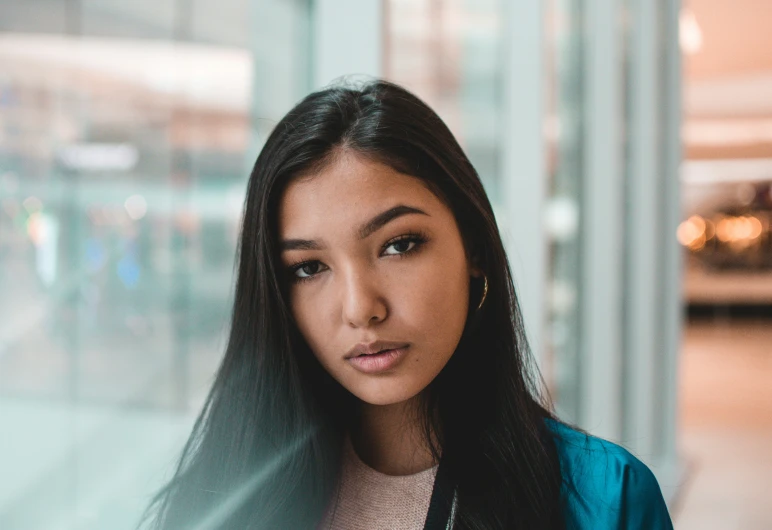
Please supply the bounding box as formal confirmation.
[290,261,327,281]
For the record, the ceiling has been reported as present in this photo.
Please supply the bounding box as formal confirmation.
[683,0,772,160]
[684,0,772,80]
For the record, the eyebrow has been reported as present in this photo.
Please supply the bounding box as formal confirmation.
[280,204,429,251]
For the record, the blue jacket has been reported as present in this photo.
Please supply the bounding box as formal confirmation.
[548,420,674,529]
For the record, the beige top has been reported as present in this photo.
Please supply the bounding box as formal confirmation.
[318,437,439,530]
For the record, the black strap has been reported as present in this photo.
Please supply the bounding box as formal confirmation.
[423,457,456,530]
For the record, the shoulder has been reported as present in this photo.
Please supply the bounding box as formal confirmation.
[544,419,674,530]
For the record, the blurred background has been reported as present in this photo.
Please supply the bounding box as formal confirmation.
[0,0,768,528]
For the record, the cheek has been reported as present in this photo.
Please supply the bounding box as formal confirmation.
[400,254,470,345]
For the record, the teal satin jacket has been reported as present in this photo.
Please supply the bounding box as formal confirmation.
[548,420,674,529]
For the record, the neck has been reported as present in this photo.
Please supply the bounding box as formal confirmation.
[350,396,438,476]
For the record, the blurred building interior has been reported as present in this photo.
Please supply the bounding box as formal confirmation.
[0,0,768,528]
[677,0,772,528]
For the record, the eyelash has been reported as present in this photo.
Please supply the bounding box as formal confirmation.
[287,231,430,284]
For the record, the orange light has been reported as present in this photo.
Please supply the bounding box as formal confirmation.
[677,215,707,250]
[748,216,763,239]
[714,215,765,249]
[704,218,715,240]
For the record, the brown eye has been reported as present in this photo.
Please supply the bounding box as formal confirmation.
[384,239,416,255]
[293,261,326,280]
[382,233,428,257]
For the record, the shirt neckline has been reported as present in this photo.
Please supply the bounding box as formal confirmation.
[342,434,440,482]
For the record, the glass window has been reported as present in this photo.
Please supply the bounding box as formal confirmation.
[0,2,310,528]
[544,0,584,423]
[384,0,503,199]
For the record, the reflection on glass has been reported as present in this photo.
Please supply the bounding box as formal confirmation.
[545,0,584,422]
[384,0,503,197]
[0,2,310,527]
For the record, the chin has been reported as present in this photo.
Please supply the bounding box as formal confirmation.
[346,379,425,407]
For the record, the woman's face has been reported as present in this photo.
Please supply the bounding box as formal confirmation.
[278,152,474,406]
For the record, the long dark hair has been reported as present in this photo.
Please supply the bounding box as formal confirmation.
[142,79,565,529]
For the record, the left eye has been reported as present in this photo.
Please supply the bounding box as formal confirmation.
[383,239,416,255]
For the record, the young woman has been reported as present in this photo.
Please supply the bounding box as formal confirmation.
[143,80,674,529]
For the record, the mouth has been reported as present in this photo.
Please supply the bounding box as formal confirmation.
[346,345,409,374]
[355,348,394,357]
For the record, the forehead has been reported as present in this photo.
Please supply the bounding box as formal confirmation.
[278,153,442,235]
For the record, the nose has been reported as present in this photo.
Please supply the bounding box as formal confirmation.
[340,267,388,328]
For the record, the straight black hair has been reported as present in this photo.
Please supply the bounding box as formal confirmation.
[142,79,565,529]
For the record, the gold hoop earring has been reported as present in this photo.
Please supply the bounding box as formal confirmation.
[476,274,488,311]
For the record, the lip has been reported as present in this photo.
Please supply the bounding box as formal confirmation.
[344,340,410,359]
[346,346,409,374]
